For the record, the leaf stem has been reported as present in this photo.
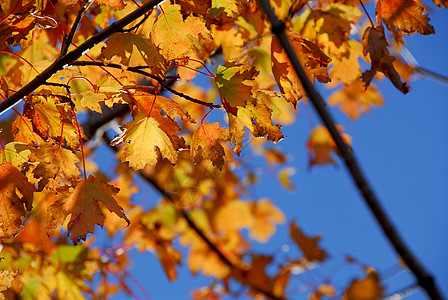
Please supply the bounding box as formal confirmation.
[358,0,375,27]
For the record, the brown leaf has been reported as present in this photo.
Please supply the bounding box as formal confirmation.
[361,26,409,94]
[290,221,328,263]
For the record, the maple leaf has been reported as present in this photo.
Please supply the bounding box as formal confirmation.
[191,123,230,170]
[151,3,212,60]
[101,33,166,76]
[214,61,259,115]
[328,81,384,120]
[329,39,364,84]
[28,143,81,190]
[307,125,352,167]
[342,272,384,300]
[0,162,36,238]
[208,0,241,18]
[47,176,129,244]
[293,4,363,58]
[362,26,409,94]
[272,32,331,107]
[24,95,86,149]
[249,199,285,243]
[376,0,435,35]
[229,102,284,155]
[290,221,328,263]
[115,111,186,170]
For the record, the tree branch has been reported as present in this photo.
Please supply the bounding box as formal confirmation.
[0,0,165,117]
[70,61,222,108]
[256,0,444,299]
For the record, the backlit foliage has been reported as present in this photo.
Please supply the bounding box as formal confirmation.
[0,0,444,298]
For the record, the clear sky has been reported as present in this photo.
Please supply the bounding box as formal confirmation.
[90,3,448,299]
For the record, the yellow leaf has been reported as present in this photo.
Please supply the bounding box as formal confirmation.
[151,3,211,60]
[328,81,384,120]
[250,199,285,243]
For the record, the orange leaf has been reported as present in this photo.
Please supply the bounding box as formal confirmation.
[151,3,211,60]
[191,123,230,170]
[250,199,285,243]
[47,176,129,244]
[328,81,384,120]
[272,31,331,107]
[376,0,435,35]
[290,221,328,263]
[101,33,166,76]
[361,26,409,94]
[342,272,384,300]
[29,143,81,190]
[307,125,352,167]
[0,162,36,238]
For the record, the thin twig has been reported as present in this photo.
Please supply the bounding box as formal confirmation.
[381,284,419,300]
[358,0,375,27]
[256,0,444,299]
[69,61,222,108]
[60,0,90,56]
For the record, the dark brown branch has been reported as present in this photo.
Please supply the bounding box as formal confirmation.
[101,133,284,300]
[0,0,165,117]
[257,0,444,299]
[70,61,222,108]
[60,1,90,56]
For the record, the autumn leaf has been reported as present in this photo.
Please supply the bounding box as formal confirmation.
[101,33,166,76]
[214,61,259,115]
[342,272,384,300]
[309,284,336,300]
[249,199,285,243]
[0,162,36,238]
[229,102,284,155]
[329,39,364,84]
[23,95,86,149]
[376,0,435,35]
[272,31,331,107]
[0,270,18,297]
[47,175,129,244]
[290,221,328,263]
[307,125,352,167]
[293,4,363,58]
[191,123,230,170]
[328,81,384,120]
[208,0,241,17]
[151,3,211,60]
[28,143,81,190]
[361,25,409,94]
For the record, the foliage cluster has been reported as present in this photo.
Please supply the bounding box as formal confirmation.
[0,0,445,298]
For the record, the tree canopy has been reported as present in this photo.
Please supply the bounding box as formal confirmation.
[0,0,446,299]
